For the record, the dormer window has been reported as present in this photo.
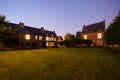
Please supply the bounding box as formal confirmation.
[25,34,30,40]
[97,33,102,39]
[83,35,87,40]
[52,34,54,37]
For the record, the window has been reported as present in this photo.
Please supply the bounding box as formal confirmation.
[49,37,52,41]
[25,34,30,40]
[83,35,87,39]
[46,37,49,41]
[97,33,102,39]
[52,42,54,46]
[26,42,30,46]
[46,42,49,46]
[54,38,56,41]
[52,37,54,41]
[35,35,37,40]
[39,36,42,40]
[52,34,54,37]
[50,42,52,46]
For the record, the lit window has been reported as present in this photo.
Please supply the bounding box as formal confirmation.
[50,42,52,46]
[46,37,49,41]
[50,37,52,41]
[84,35,87,39]
[52,37,54,41]
[54,38,56,41]
[39,36,42,40]
[98,33,102,39]
[25,34,30,40]
[52,42,54,46]
[35,35,37,40]
[46,42,49,46]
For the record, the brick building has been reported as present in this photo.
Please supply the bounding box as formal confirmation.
[7,22,58,49]
[82,20,105,46]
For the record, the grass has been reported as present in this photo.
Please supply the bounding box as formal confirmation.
[0,48,120,80]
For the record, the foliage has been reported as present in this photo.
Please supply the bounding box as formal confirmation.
[64,32,92,47]
[76,31,82,39]
[0,15,18,48]
[64,33,76,47]
[104,10,120,45]
[0,48,120,80]
[83,39,92,47]
[64,32,72,40]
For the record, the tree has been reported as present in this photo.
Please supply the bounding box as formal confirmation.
[64,33,76,47]
[0,15,18,49]
[76,31,82,39]
[64,32,72,40]
[104,10,120,46]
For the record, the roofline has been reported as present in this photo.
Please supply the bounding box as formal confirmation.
[84,20,105,27]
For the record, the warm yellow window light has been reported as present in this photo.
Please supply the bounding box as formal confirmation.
[52,42,54,46]
[35,35,37,40]
[46,42,49,46]
[54,38,56,41]
[52,37,54,41]
[46,37,49,41]
[25,34,30,40]
[98,33,102,39]
[39,36,42,40]
[84,35,87,39]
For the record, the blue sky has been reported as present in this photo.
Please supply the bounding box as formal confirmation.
[0,0,120,37]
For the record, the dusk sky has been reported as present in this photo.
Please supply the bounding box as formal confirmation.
[0,0,120,37]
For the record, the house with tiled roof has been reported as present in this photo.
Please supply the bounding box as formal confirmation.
[82,20,105,46]
[6,22,58,49]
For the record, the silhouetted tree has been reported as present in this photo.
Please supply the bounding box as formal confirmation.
[64,33,76,47]
[76,31,82,39]
[104,10,120,46]
[0,15,18,49]
[64,33,72,40]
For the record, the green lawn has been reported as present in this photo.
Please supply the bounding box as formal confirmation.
[0,48,120,80]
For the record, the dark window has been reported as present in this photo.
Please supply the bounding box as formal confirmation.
[26,42,30,46]
[39,42,41,46]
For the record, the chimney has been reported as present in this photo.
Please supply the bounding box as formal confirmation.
[53,30,55,33]
[19,22,24,27]
[40,27,44,32]
[83,25,86,28]
[103,19,105,23]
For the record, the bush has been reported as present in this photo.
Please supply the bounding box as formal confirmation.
[0,43,6,50]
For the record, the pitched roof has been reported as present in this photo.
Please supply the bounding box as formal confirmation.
[6,22,57,37]
[45,30,57,37]
[57,36,63,40]
[82,21,105,34]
